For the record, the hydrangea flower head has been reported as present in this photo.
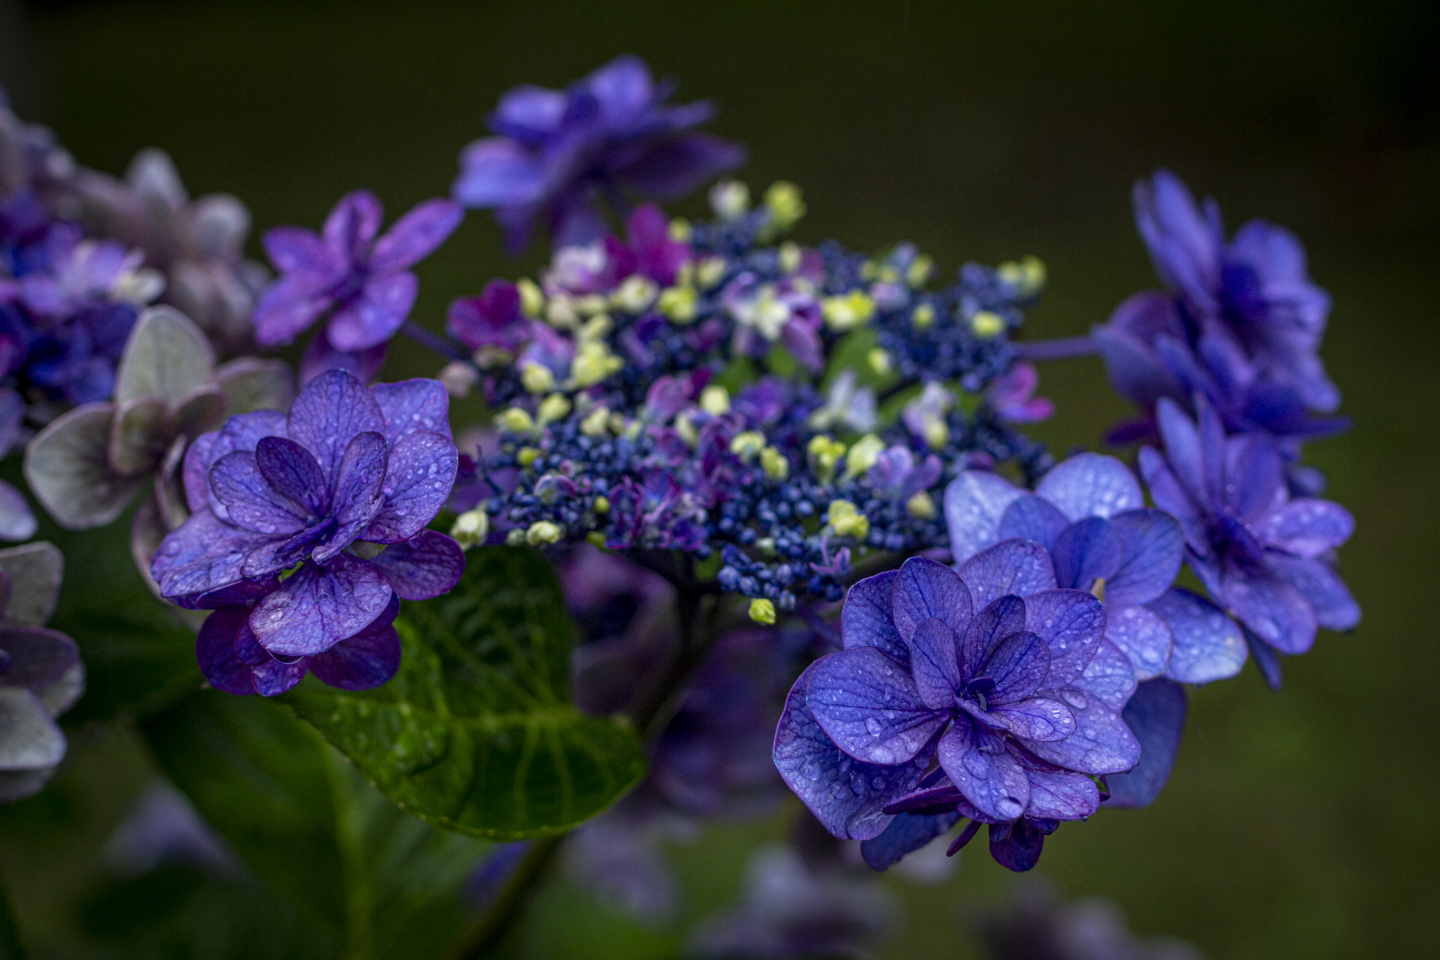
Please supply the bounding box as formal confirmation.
[453,56,745,252]
[253,190,462,352]
[1139,397,1358,686]
[151,369,464,691]
[774,546,1140,862]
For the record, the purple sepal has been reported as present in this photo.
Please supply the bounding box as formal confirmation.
[308,596,402,690]
[806,647,944,766]
[860,810,961,871]
[1104,677,1187,808]
[370,530,466,600]
[958,540,1056,607]
[249,555,394,658]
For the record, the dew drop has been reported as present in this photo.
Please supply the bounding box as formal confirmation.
[964,753,990,778]
[800,760,822,781]
[865,717,883,735]
[1061,689,1087,709]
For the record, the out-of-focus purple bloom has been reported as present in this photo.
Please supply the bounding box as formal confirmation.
[867,445,941,506]
[151,370,463,692]
[0,388,34,540]
[103,781,238,877]
[987,361,1054,423]
[807,370,878,434]
[774,549,1139,867]
[452,56,744,253]
[945,453,1246,688]
[1139,397,1358,688]
[253,190,462,352]
[447,279,531,355]
[976,878,1205,960]
[721,271,824,373]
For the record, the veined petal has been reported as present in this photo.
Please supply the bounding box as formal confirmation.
[958,540,1056,607]
[254,436,328,517]
[1073,638,1137,710]
[1022,691,1139,775]
[841,570,907,664]
[327,271,418,352]
[1105,678,1187,808]
[1024,766,1101,820]
[1103,605,1172,681]
[907,618,962,709]
[891,556,972,643]
[287,369,385,482]
[943,471,1023,564]
[1221,562,1316,655]
[308,596,402,691]
[1035,452,1143,521]
[248,555,393,658]
[982,629,1051,704]
[1105,508,1184,606]
[369,530,465,600]
[990,696,1075,742]
[1022,589,1105,686]
[860,810,962,871]
[195,606,258,695]
[151,510,273,601]
[996,495,1068,551]
[1254,499,1354,559]
[1050,517,1123,591]
[959,594,1026,680]
[1147,587,1246,684]
[209,450,310,535]
[372,378,453,444]
[937,719,1029,822]
[363,429,458,544]
[806,647,946,766]
[369,198,463,274]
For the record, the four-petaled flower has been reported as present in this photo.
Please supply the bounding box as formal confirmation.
[1139,397,1358,687]
[152,369,465,688]
[254,190,462,353]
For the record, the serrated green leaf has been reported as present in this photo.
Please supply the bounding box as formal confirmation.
[142,690,489,960]
[286,545,648,840]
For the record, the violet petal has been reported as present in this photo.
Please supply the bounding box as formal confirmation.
[806,647,945,766]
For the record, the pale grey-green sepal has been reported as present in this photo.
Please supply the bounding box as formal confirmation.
[0,687,65,770]
[24,404,145,530]
[216,357,295,415]
[114,306,217,406]
[0,541,62,626]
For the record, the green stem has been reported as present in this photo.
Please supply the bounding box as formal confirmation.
[450,834,567,960]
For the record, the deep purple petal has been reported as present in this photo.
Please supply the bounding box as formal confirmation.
[1221,562,1317,655]
[369,199,463,274]
[860,810,962,871]
[1137,447,1205,554]
[250,656,309,698]
[323,190,383,259]
[372,378,453,444]
[1223,433,1285,523]
[840,570,906,664]
[1254,499,1354,559]
[1103,605,1172,681]
[1021,589,1105,686]
[1021,692,1139,775]
[489,85,567,140]
[453,138,545,208]
[369,530,466,601]
[1035,453,1143,521]
[262,226,333,276]
[254,436,327,517]
[1073,639,1138,711]
[937,719,1030,822]
[1105,678,1187,809]
[253,276,330,347]
[906,618,962,709]
[1050,517,1123,592]
[1154,398,1209,507]
[248,555,394,658]
[1265,553,1361,632]
[308,605,401,691]
[312,432,389,563]
[891,556,972,643]
[773,666,928,840]
[996,495,1068,551]
[957,540,1057,607]
[287,369,386,482]
[990,696,1075,742]
[1105,509,1184,607]
[988,820,1048,872]
[981,629,1051,705]
[613,134,746,198]
[1146,587,1246,684]
[1024,766,1101,820]
[806,647,946,766]
[195,606,257,695]
[943,471,1024,564]
[326,271,418,352]
[959,595,1026,679]
[209,451,310,535]
[363,429,458,544]
[152,510,273,601]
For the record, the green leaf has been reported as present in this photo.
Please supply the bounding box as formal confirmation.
[286,545,647,840]
[142,690,490,960]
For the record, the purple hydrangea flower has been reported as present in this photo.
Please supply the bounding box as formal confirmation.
[987,361,1054,424]
[774,548,1140,854]
[945,453,1247,687]
[1139,397,1359,688]
[253,190,462,352]
[452,56,745,252]
[151,369,464,689]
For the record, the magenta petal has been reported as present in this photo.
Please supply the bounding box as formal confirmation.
[287,369,386,481]
[806,647,945,766]
[152,511,272,601]
[254,437,327,516]
[372,379,453,443]
[944,471,1024,564]
[262,226,331,275]
[327,271,418,352]
[1035,452,1143,521]
[195,607,257,695]
[1073,639,1138,710]
[364,430,458,544]
[369,531,465,600]
[958,540,1057,607]
[249,555,393,658]
[323,190,384,259]
[1022,691,1139,775]
[906,618,962,709]
[937,719,1029,822]
[891,557,972,643]
[370,199,463,273]
[1022,589,1105,687]
[773,666,927,841]
[308,616,401,691]
[840,570,906,664]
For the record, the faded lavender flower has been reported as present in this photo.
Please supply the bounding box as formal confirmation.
[151,369,463,691]
[453,55,744,252]
[1139,397,1358,688]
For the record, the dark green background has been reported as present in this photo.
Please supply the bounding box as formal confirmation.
[2,1,1437,957]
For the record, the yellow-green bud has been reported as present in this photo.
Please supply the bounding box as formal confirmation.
[517,446,541,467]
[449,509,489,549]
[669,217,692,242]
[997,255,1046,297]
[730,430,766,461]
[778,241,802,274]
[868,347,892,375]
[537,392,571,425]
[676,411,700,447]
[696,256,727,290]
[822,290,876,331]
[506,529,527,546]
[545,293,579,329]
[497,407,536,434]
[844,434,885,479]
[587,531,607,548]
[657,285,698,324]
[924,419,949,450]
[906,254,934,288]
[521,361,555,394]
[592,495,610,514]
[573,294,607,317]
[700,384,731,415]
[912,303,936,329]
[748,597,777,625]
[581,405,611,436]
[525,521,563,546]
[906,490,939,520]
[970,310,1006,338]
[611,275,658,313]
[827,500,871,539]
[517,278,544,317]
[710,180,750,219]
[570,340,622,387]
[764,181,806,231]
[807,435,848,483]
[760,446,790,480]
